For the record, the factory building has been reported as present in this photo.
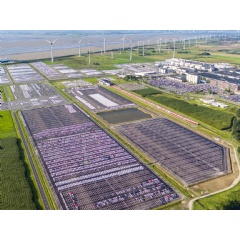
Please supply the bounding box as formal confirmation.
[186,73,201,84]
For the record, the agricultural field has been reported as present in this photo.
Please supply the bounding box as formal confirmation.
[0,137,36,210]
[0,110,16,138]
[132,87,162,97]
[147,94,235,130]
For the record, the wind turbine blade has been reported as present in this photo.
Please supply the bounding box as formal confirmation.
[52,39,57,44]
[46,40,51,43]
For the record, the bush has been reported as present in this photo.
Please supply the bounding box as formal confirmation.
[236,108,240,117]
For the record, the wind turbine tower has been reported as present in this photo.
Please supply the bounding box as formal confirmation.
[46,39,57,62]
[142,42,145,56]
[87,42,91,65]
[78,38,84,57]
[103,37,106,54]
[121,34,126,51]
[173,38,176,58]
[129,40,133,61]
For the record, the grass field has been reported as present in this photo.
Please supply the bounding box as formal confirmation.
[83,77,99,84]
[194,182,240,210]
[132,87,162,97]
[44,50,175,70]
[0,137,36,210]
[146,94,234,130]
[0,111,16,138]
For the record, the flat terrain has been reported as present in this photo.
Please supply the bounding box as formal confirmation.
[116,118,229,186]
[97,108,152,124]
[21,105,180,210]
[66,86,135,112]
[0,137,36,210]
[0,110,16,138]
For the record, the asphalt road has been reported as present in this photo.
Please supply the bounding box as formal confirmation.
[13,112,51,210]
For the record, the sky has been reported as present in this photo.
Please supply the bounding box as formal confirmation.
[1,0,239,239]
[1,0,240,30]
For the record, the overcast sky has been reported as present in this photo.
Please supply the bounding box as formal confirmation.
[1,0,240,30]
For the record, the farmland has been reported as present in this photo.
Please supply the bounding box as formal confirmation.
[0,111,16,138]
[132,87,162,97]
[0,137,36,210]
[147,94,235,130]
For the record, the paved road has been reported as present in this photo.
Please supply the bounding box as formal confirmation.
[13,112,50,210]
[188,145,240,210]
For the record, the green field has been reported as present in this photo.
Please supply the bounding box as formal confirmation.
[0,137,36,210]
[132,87,162,97]
[146,94,234,130]
[83,77,99,84]
[0,111,16,138]
[194,183,240,210]
[44,50,174,70]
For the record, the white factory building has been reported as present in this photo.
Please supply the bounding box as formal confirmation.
[186,73,201,84]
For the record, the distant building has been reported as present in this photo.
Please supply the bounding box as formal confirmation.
[210,79,240,94]
[200,99,228,108]
[186,73,201,84]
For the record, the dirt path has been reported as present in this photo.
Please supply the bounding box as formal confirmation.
[188,145,240,210]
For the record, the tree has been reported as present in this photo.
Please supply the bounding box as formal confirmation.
[236,108,240,118]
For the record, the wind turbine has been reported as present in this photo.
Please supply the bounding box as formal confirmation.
[173,38,176,58]
[129,40,133,61]
[78,38,85,57]
[103,37,106,54]
[137,41,140,53]
[142,42,145,56]
[87,41,92,65]
[46,39,57,62]
[159,38,162,53]
[121,34,126,51]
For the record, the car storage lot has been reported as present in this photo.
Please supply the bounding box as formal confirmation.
[21,104,180,210]
[66,86,135,112]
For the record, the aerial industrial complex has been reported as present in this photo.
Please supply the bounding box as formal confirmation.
[1,31,240,210]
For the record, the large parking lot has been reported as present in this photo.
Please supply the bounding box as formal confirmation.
[66,86,135,112]
[7,64,45,83]
[21,105,180,210]
[116,118,229,186]
[30,62,65,80]
[6,83,67,111]
[51,64,84,79]
[0,67,12,84]
[148,78,222,94]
